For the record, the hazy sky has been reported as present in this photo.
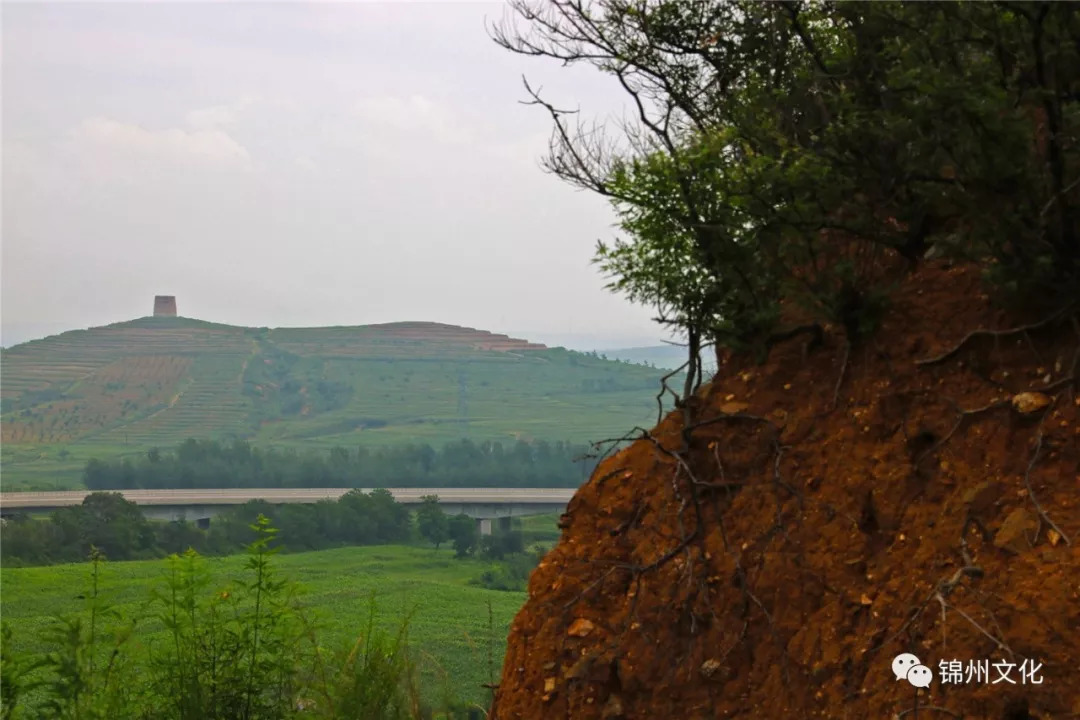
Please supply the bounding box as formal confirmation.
[2,1,671,349]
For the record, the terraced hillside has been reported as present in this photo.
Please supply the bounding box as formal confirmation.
[1,317,671,489]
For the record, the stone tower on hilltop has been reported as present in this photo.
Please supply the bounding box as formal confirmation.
[153,295,177,317]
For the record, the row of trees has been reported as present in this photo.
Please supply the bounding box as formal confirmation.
[83,437,600,490]
[494,1,1080,379]
[414,496,536,560]
[0,490,541,570]
[0,490,404,565]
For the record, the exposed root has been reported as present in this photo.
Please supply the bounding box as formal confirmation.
[1022,412,1072,547]
[585,428,651,470]
[893,706,962,719]
[829,340,851,412]
[561,566,622,611]
[913,398,1011,468]
[656,360,691,425]
[573,413,803,705]
[873,545,985,654]
[915,303,1077,367]
[936,594,1015,660]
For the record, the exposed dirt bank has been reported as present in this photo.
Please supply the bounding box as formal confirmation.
[492,263,1079,720]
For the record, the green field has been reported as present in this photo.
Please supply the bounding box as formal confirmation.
[1,317,673,490]
[0,543,537,709]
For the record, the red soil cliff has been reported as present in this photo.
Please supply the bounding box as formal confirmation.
[491,262,1079,720]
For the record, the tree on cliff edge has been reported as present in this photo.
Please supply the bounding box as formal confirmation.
[492,1,1080,380]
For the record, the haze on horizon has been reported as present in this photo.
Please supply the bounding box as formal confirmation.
[1,1,674,351]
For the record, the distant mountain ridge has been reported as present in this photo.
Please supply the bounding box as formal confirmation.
[600,345,719,372]
[0,316,673,490]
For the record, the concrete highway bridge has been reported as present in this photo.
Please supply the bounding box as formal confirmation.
[0,488,575,535]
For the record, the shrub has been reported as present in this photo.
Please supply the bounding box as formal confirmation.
[0,519,429,720]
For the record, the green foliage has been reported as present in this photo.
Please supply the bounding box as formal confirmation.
[496,0,1080,359]
[454,521,548,593]
[144,518,309,720]
[447,515,479,559]
[1,623,44,720]
[7,549,139,719]
[467,547,542,594]
[0,488,414,568]
[80,437,599,491]
[599,129,780,350]
[477,529,524,562]
[415,496,450,550]
[2,544,524,711]
[304,593,419,720]
[1,522,435,720]
[0,493,157,566]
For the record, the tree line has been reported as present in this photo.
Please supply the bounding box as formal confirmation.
[0,490,547,575]
[82,437,600,491]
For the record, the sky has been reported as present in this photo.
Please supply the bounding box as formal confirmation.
[1,0,674,350]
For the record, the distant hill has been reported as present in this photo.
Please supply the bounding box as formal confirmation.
[600,345,719,372]
[0,317,674,489]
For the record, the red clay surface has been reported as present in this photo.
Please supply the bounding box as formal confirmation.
[492,263,1079,720]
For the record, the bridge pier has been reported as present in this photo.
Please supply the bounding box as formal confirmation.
[474,515,516,536]
[140,504,222,527]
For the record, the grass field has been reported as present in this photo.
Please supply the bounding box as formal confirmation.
[1,543,539,709]
[1,317,674,490]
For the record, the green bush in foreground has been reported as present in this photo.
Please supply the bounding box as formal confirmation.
[0,517,479,720]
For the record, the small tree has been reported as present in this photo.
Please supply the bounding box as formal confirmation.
[448,514,479,558]
[415,496,449,550]
[479,529,525,561]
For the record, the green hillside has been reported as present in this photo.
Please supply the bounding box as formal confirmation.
[1,317,672,490]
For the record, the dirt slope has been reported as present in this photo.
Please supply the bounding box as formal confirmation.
[492,263,1079,720]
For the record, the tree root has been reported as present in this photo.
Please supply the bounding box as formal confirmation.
[561,566,622,611]
[564,417,802,704]
[656,360,691,425]
[873,540,985,654]
[935,593,1015,660]
[893,706,962,719]
[913,398,1011,468]
[829,340,851,412]
[1022,412,1072,547]
[915,303,1077,367]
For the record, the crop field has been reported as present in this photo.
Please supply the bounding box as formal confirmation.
[94,353,256,446]
[1,355,193,444]
[1,544,530,709]
[1,317,676,489]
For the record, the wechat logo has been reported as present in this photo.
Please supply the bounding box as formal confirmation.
[892,653,933,688]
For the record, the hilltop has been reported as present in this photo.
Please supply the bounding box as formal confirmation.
[1,317,674,489]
